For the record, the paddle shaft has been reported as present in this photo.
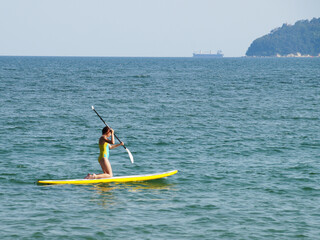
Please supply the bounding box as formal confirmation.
[92,107,127,150]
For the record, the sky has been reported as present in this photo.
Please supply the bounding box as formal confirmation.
[0,0,319,57]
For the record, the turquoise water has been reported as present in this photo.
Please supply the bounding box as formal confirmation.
[1,57,320,239]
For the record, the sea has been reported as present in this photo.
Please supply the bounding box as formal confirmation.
[0,56,319,239]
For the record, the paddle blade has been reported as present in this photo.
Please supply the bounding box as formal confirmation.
[126,148,134,163]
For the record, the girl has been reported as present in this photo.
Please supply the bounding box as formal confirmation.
[85,126,124,179]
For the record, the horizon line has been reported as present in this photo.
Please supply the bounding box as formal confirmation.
[0,54,241,58]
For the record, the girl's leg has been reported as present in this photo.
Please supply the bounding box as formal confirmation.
[93,158,113,179]
[84,173,97,179]
[84,158,113,179]
[100,158,113,177]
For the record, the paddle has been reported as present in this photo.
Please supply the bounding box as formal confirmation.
[91,106,134,164]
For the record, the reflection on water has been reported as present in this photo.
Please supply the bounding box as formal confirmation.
[94,179,177,192]
[117,179,177,191]
[89,179,178,208]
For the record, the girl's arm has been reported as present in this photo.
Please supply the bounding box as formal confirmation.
[104,137,114,144]
[104,129,115,144]
[109,142,124,150]
[110,129,115,144]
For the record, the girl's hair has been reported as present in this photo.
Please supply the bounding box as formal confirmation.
[102,126,110,135]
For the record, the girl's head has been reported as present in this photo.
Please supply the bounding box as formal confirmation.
[102,126,110,135]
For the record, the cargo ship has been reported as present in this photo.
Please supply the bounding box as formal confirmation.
[193,50,224,58]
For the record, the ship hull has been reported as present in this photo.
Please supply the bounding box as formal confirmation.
[193,53,223,58]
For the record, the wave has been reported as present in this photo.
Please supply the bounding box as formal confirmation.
[130,74,151,78]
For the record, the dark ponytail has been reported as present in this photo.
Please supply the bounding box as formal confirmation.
[102,126,110,135]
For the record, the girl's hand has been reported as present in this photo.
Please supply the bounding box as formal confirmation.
[120,142,124,146]
[110,129,115,134]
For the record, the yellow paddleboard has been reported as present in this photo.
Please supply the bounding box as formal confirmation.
[37,170,178,185]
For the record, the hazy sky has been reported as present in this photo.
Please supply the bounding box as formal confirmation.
[0,0,319,57]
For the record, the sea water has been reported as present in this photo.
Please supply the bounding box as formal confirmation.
[0,57,319,239]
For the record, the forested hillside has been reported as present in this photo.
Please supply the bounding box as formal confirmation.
[246,18,320,57]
